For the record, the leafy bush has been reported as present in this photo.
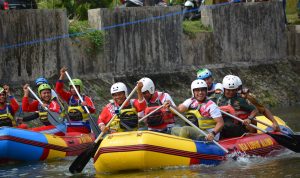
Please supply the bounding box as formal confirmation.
[183,20,212,38]
[69,20,105,53]
[37,0,116,20]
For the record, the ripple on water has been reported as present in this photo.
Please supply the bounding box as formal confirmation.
[1,146,300,177]
[1,152,300,178]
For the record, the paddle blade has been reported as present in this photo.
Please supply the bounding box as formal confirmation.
[69,140,102,174]
[47,111,67,133]
[88,115,101,137]
[268,132,300,153]
[289,134,300,142]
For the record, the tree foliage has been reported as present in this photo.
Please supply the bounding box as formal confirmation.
[37,0,116,19]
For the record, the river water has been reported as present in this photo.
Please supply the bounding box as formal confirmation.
[1,105,300,178]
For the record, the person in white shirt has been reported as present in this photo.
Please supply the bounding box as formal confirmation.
[171,79,224,141]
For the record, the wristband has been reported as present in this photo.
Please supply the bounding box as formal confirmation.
[211,131,216,136]
[247,116,254,121]
[98,123,105,127]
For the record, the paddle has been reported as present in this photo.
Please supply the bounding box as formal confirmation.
[138,104,166,123]
[253,117,283,132]
[221,110,300,153]
[65,71,101,137]
[119,104,166,131]
[69,85,138,174]
[253,117,300,143]
[27,87,67,133]
[169,106,229,154]
[51,88,72,126]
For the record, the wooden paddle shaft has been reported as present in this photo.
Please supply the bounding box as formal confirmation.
[28,86,66,133]
[65,72,91,115]
[220,110,267,134]
[253,118,273,128]
[138,104,165,123]
[170,107,229,153]
[28,87,49,111]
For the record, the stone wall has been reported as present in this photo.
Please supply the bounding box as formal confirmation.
[182,32,215,66]
[88,6,183,76]
[0,3,299,111]
[287,25,300,58]
[0,9,71,84]
[0,2,297,84]
[201,1,287,62]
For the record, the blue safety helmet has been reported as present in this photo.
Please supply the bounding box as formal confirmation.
[35,77,49,86]
[196,68,212,80]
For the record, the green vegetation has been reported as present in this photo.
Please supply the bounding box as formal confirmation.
[287,0,298,14]
[36,0,115,20]
[69,20,105,54]
[183,20,212,38]
[286,0,300,24]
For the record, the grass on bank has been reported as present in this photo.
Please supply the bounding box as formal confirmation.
[286,0,300,24]
[69,20,105,53]
[183,20,212,38]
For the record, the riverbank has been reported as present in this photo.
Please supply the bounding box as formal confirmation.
[84,58,300,111]
[8,58,300,116]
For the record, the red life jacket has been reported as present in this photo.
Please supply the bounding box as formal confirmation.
[145,92,174,128]
[235,110,250,120]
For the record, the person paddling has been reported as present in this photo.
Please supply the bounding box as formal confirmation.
[21,84,64,135]
[0,85,25,128]
[35,77,58,98]
[19,77,67,126]
[214,75,258,139]
[139,77,176,133]
[171,79,224,141]
[55,67,95,133]
[97,82,146,133]
[234,75,280,132]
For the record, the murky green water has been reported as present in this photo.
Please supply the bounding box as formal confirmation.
[1,105,300,178]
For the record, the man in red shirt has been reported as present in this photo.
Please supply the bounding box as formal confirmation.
[22,84,64,135]
[98,82,146,133]
[55,67,96,133]
[139,77,176,133]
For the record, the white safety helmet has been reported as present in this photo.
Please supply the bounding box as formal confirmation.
[223,74,235,81]
[184,0,194,7]
[191,79,207,96]
[129,0,143,6]
[110,82,128,97]
[222,75,238,90]
[215,83,224,93]
[234,76,242,87]
[140,77,155,94]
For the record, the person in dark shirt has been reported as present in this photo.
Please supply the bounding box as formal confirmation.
[214,75,258,139]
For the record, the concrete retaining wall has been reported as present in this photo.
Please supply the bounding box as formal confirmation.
[287,25,300,58]
[0,9,71,84]
[0,2,299,86]
[201,1,287,62]
[88,7,183,75]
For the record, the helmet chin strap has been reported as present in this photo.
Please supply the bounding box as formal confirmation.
[146,93,153,102]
